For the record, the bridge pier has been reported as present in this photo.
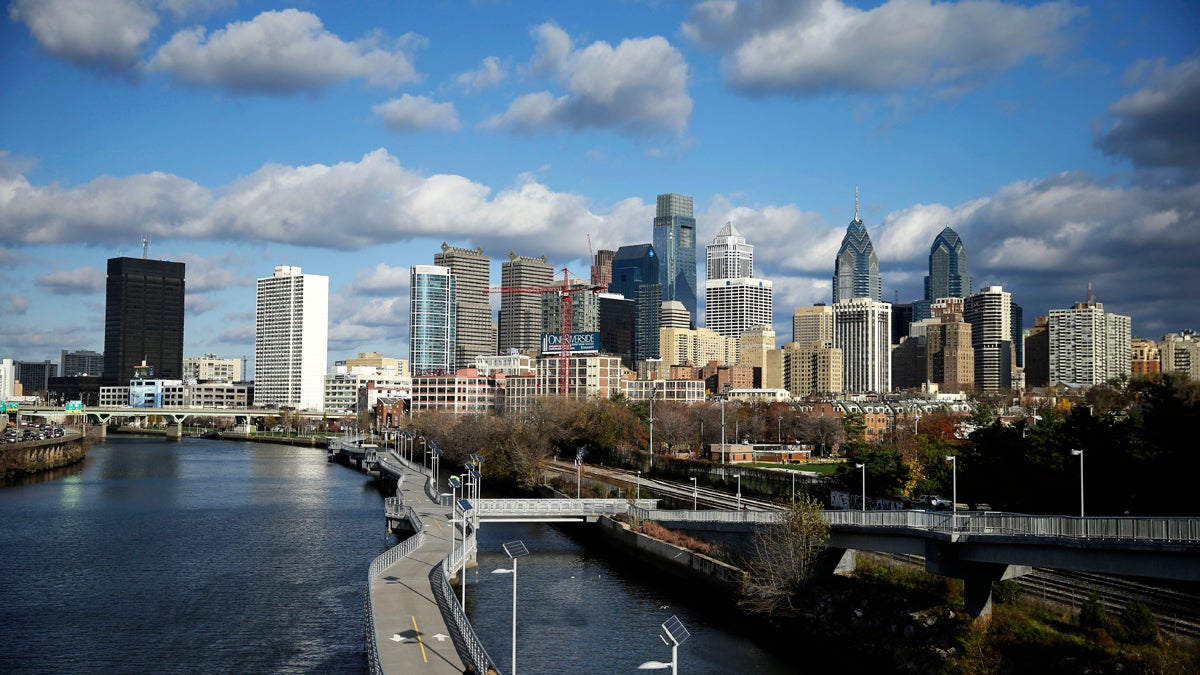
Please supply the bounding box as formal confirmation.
[924,540,1031,621]
[165,423,183,441]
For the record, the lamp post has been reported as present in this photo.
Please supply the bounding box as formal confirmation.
[689,476,697,511]
[856,462,866,513]
[791,470,796,505]
[638,615,690,675]
[493,540,529,675]
[448,476,463,606]
[420,437,428,472]
[945,455,957,523]
[734,473,741,510]
[636,470,641,502]
[648,382,657,471]
[720,397,726,465]
[1071,449,1084,517]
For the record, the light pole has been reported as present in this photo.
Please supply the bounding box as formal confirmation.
[856,462,866,512]
[493,540,529,675]
[420,437,428,472]
[791,470,796,505]
[777,416,782,444]
[734,473,741,509]
[720,396,726,465]
[945,455,957,522]
[636,470,641,502]
[648,383,657,471]
[689,476,697,511]
[1071,449,1084,517]
[638,615,690,675]
[448,476,463,606]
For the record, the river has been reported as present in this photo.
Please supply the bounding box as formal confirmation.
[0,436,792,674]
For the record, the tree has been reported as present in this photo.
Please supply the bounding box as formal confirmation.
[739,494,829,616]
[800,415,844,457]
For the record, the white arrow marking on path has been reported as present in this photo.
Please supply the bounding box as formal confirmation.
[390,634,407,642]
[431,633,449,642]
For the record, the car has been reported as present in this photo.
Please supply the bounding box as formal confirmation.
[918,494,953,510]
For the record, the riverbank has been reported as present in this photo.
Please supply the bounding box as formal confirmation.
[0,433,89,479]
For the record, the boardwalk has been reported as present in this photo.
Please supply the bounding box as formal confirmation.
[368,467,478,675]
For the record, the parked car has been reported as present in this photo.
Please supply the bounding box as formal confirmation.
[917,494,953,510]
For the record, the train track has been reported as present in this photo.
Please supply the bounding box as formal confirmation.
[549,460,1200,639]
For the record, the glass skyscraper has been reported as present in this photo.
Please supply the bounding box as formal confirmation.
[409,265,456,376]
[913,226,972,323]
[103,256,185,385]
[609,244,661,364]
[653,193,696,329]
[832,192,880,303]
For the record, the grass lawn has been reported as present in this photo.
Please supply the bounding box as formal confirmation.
[743,461,843,476]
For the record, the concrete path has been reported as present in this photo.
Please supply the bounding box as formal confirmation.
[370,472,469,675]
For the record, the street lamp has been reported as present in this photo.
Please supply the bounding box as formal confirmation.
[689,476,697,511]
[448,476,464,606]
[420,437,428,472]
[638,615,690,675]
[648,382,657,471]
[945,455,957,521]
[734,473,741,510]
[636,470,641,502]
[492,540,529,675]
[856,463,866,513]
[1071,449,1084,517]
[720,396,726,465]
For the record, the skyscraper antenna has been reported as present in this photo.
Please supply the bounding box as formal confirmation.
[142,235,151,259]
[854,186,860,221]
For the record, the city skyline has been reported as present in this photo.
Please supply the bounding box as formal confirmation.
[1,1,1197,368]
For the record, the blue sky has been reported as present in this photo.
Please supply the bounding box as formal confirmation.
[2,0,1198,372]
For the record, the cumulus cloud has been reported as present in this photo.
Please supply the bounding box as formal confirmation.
[10,0,158,73]
[348,263,410,296]
[683,0,1084,96]
[1096,56,1200,171]
[175,252,249,292]
[455,56,506,92]
[484,22,692,135]
[0,296,31,315]
[35,266,106,295]
[147,9,420,94]
[373,94,462,131]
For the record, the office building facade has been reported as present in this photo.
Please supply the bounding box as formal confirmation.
[832,193,881,304]
[61,349,104,378]
[609,244,662,364]
[963,285,1013,392]
[255,265,329,410]
[183,354,243,383]
[410,265,456,377]
[1048,299,1131,386]
[833,298,891,393]
[653,194,697,328]
[103,257,186,385]
[434,243,497,370]
[914,226,972,322]
[498,253,554,355]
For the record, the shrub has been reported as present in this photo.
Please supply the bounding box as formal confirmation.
[1079,592,1107,630]
[992,579,1021,605]
[1119,600,1159,645]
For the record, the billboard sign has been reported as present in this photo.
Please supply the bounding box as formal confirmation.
[540,332,600,355]
[65,401,83,412]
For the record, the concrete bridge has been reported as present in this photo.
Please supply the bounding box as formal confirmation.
[15,405,288,439]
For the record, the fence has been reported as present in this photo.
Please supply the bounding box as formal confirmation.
[365,503,424,675]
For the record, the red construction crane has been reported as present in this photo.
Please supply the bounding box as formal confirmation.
[484,268,605,397]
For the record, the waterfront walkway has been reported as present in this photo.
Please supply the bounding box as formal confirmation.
[368,467,476,675]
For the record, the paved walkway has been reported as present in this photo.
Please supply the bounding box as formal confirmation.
[370,471,468,675]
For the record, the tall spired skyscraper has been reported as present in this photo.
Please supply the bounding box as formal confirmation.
[832,189,881,303]
[914,226,972,322]
[704,222,773,338]
[653,193,697,328]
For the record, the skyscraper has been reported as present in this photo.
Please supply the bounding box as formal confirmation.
[434,243,497,369]
[963,285,1012,392]
[409,265,456,376]
[832,190,881,304]
[833,298,891,393]
[255,265,328,410]
[609,244,661,364]
[103,256,185,385]
[498,253,554,355]
[704,222,773,338]
[1048,297,1131,386]
[653,193,697,328]
[924,227,972,304]
[793,305,834,348]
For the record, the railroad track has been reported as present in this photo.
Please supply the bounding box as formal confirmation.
[547,460,779,511]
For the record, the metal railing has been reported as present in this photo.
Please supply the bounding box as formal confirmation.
[434,530,498,674]
[365,503,425,675]
[474,498,653,518]
[823,510,1200,545]
[633,506,779,524]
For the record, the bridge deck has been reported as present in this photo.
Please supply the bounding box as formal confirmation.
[370,469,468,675]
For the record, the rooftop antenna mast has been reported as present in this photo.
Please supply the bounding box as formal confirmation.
[142,235,151,259]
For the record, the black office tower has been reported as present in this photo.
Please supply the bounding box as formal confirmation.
[103,257,185,385]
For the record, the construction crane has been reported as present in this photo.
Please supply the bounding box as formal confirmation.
[484,268,605,397]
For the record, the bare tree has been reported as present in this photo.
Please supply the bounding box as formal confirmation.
[800,415,844,457]
[739,494,829,616]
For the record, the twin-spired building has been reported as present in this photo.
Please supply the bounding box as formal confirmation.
[255,266,328,410]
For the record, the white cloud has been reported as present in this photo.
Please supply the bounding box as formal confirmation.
[485,22,692,135]
[10,0,158,73]
[683,0,1085,96]
[455,56,506,92]
[1097,56,1200,171]
[147,9,420,94]
[175,252,249,292]
[0,295,31,315]
[373,94,462,131]
[348,263,410,296]
[35,266,106,295]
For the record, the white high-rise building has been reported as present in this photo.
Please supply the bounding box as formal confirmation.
[0,358,15,399]
[183,354,243,383]
[963,285,1013,392]
[1161,332,1200,380]
[833,298,891,393]
[255,266,329,410]
[410,265,457,376]
[704,223,772,338]
[1049,299,1131,386]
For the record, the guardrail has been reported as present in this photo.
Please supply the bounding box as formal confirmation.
[474,498,652,518]
[824,510,1200,544]
[366,503,424,675]
[434,530,497,674]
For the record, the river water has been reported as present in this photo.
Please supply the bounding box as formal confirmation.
[0,437,793,674]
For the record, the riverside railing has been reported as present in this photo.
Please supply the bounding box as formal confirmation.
[365,503,424,675]
[823,510,1200,545]
[433,529,498,673]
